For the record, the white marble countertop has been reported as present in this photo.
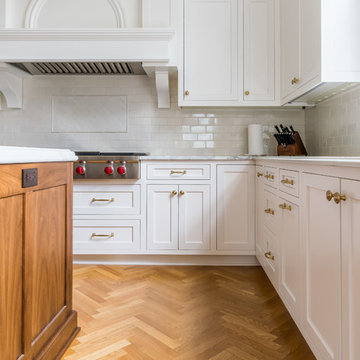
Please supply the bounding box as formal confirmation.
[256,156,360,166]
[0,146,77,164]
[139,155,253,161]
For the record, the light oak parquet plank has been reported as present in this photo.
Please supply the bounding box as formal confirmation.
[63,266,315,360]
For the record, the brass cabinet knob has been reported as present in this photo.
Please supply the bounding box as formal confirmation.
[333,192,346,204]
[172,190,178,196]
[257,172,264,178]
[265,251,275,260]
[291,77,300,85]
[281,178,294,185]
[265,174,274,180]
[326,190,346,204]
[179,190,185,196]
[264,208,275,215]
[244,91,250,96]
[279,203,292,211]
[184,90,190,96]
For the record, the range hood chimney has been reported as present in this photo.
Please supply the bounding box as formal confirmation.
[0,29,176,109]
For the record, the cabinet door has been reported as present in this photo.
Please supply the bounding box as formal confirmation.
[341,179,360,360]
[0,195,24,360]
[255,167,265,257]
[25,185,69,357]
[279,198,299,318]
[217,165,255,250]
[179,185,210,250]
[302,173,341,360]
[243,0,275,101]
[280,0,300,99]
[183,0,239,103]
[299,0,321,87]
[147,185,179,250]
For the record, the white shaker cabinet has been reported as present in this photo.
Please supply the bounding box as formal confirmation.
[182,0,240,104]
[147,185,179,250]
[243,0,275,102]
[302,173,341,360]
[147,184,211,250]
[341,179,360,360]
[217,165,255,250]
[278,197,299,319]
[255,167,265,257]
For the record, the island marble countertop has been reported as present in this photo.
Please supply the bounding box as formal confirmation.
[0,146,78,164]
[256,156,360,167]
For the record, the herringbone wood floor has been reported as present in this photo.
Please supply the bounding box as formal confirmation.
[62,265,316,360]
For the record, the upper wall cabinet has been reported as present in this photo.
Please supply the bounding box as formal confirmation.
[280,0,360,105]
[179,0,276,107]
[182,0,240,105]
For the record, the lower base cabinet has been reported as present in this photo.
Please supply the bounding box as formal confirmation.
[0,162,78,360]
[302,173,341,360]
[147,184,210,250]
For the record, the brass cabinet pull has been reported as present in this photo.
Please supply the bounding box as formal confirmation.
[326,190,335,202]
[91,198,115,203]
[281,178,294,185]
[91,233,114,238]
[257,172,264,178]
[170,170,187,175]
[279,203,292,211]
[264,208,275,215]
[291,77,300,85]
[265,174,275,180]
[334,192,347,204]
[244,91,250,96]
[326,190,347,204]
[184,90,190,96]
[179,190,185,196]
[265,251,275,260]
[172,190,178,196]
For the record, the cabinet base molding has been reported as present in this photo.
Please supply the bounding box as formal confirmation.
[34,311,80,360]
[74,255,259,266]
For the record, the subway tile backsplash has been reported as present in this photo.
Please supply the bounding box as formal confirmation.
[0,76,305,155]
[305,85,360,156]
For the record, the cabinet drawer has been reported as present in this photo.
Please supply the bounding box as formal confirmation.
[263,188,279,235]
[73,185,140,215]
[264,166,278,188]
[147,163,210,180]
[279,169,299,197]
[73,220,140,253]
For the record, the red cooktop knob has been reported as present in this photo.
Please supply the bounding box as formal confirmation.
[104,166,114,175]
[76,166,85,175]
[117,166,126,175]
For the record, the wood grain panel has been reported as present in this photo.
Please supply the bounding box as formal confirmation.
[25,185,66,342]
[0,195,24,360]
[0,162,69,198]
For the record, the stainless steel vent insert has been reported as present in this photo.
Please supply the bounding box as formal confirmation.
[10,62,145,75]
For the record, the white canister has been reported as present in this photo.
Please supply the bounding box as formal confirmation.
[248,124,264,155]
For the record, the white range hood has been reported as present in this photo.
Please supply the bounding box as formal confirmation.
[0,28,176,109]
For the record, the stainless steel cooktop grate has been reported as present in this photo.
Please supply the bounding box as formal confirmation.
[11,62,145,75]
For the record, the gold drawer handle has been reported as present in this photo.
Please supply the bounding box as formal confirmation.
[244,91,250,96]
[264,208,275,215]
[279,203,292,211]
[91,233,114,238]
[265,174,274,180]
[172,190,178,196]
[291,77,300,85]
[91,198,115,203]
[265,251,275,260]
[184,90,190,96]
[170,170,187,175]
[179,190,185,196]
[281,178,294,185]
[257,172,264,178]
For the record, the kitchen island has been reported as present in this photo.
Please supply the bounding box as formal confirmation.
[0,146,78,360]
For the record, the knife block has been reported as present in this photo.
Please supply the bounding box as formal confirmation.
[277,132,307,156]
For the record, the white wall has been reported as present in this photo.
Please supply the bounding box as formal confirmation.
[0,76,305,156]
[305,85,360,156]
